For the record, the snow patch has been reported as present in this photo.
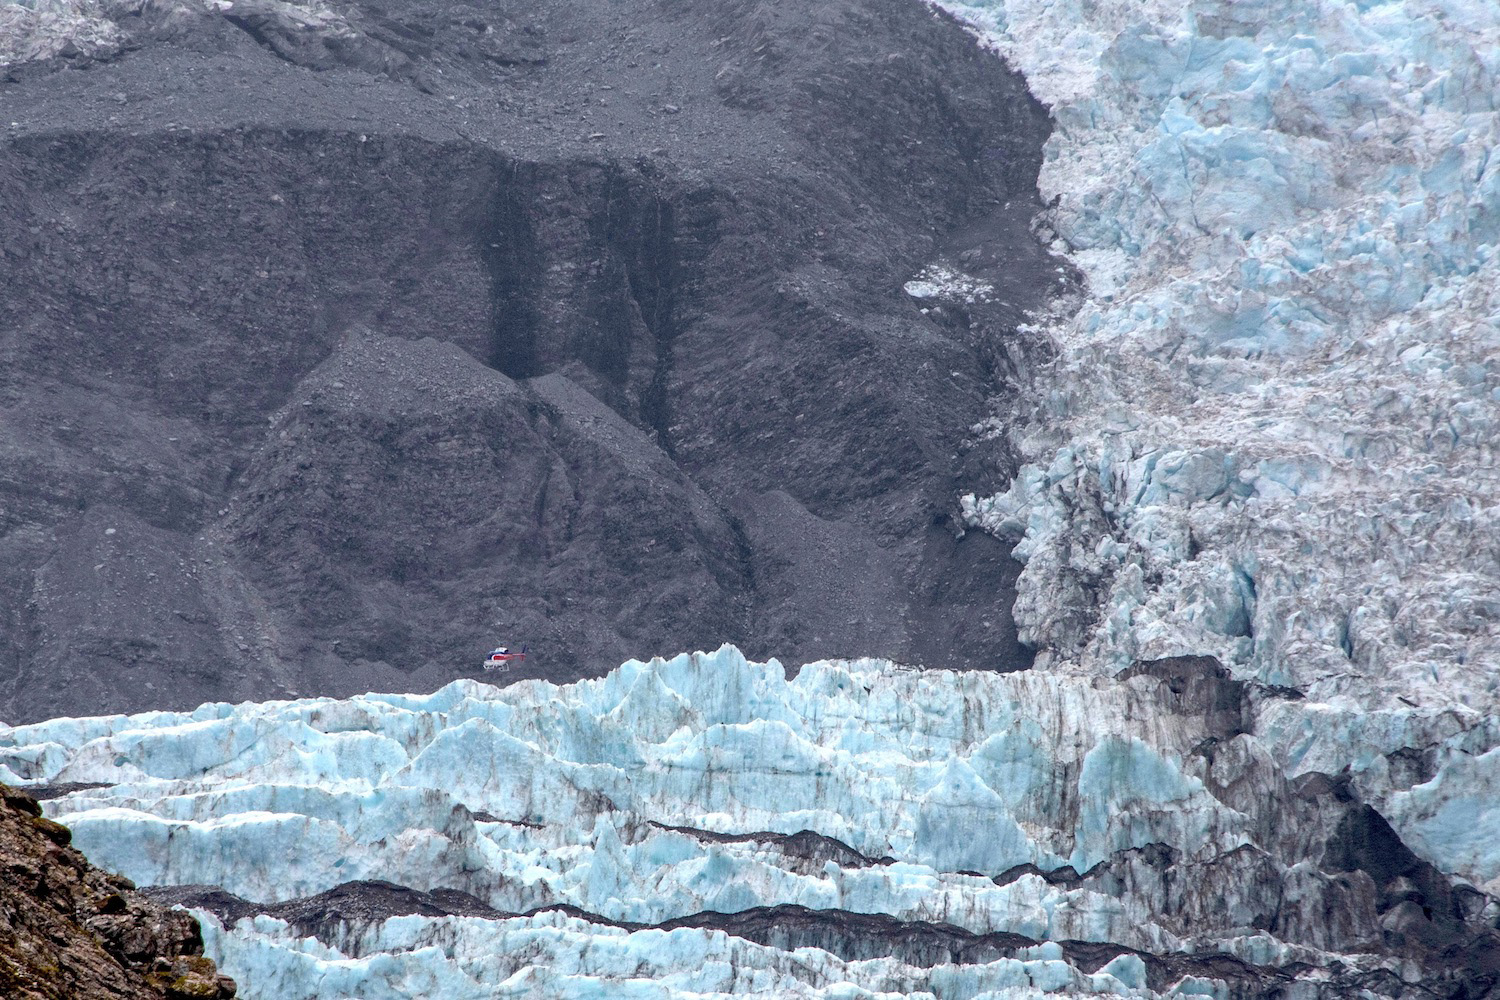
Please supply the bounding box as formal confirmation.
[903,264,996,304]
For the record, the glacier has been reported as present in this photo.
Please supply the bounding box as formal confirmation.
[923,0,1500,896]
[4,646,1498,997]
[2,0,1498,996]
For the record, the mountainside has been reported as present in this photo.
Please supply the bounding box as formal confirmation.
[0,781,236,999]
[0,0,1056,723]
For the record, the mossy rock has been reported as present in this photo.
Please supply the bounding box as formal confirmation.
[29,815,72,847]
[163,975,223,1000]
[154,956,225,999]
[0,946,62,999]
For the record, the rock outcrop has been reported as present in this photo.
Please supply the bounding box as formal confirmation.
[0,782,235,1000]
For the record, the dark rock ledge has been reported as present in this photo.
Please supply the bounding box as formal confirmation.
[0,783,236,1000]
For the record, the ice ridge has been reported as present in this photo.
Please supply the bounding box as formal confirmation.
[5,647,1496,997]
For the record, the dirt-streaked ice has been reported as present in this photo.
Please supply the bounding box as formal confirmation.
[3,646,1486,997]
[929,0,1500,890]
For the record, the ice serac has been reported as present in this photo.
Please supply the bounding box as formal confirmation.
[4,647,1497,997]
[925,0,1500,894]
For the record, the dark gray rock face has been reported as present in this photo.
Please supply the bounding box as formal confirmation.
[0,0,1063,722]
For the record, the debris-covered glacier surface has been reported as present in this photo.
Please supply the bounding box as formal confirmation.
[5,647,1498,998]
[926,0,1500,891]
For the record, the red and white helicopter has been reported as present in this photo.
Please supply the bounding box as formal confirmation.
[482,644,528,670]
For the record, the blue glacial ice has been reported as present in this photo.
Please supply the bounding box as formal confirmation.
[193,909,1155,1000]
[0,646,1430,998]
[2,649,1243,910]
[925,0,1500,890]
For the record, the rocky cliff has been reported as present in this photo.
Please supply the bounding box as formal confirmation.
[0,781,235,999]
